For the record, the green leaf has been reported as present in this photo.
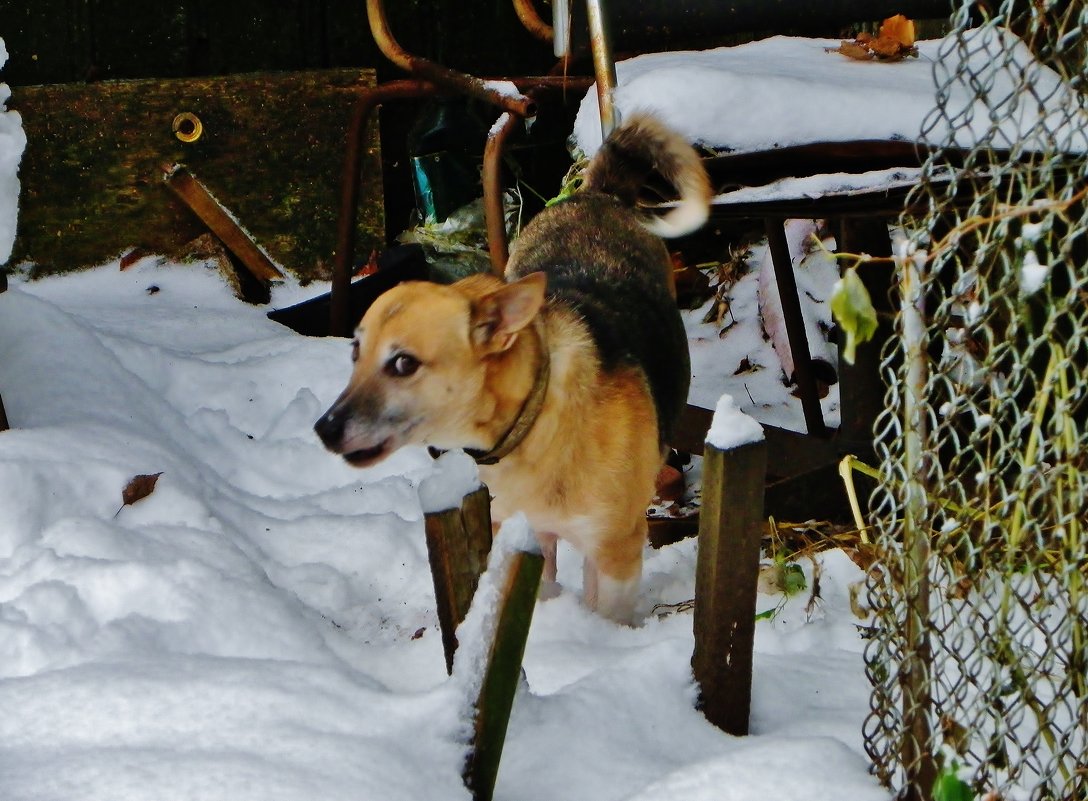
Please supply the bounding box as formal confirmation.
[932,764,974,801]
[755,608,777,621]
[782,563,807,596]
[830,267,878,364]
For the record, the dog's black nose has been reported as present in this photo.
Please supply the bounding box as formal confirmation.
[314,408,345,448]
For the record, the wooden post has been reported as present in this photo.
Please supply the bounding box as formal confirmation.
[464,547,544,801]
[423,484,494,674]
[691,437,767,735]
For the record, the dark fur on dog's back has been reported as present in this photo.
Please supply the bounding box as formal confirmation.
[506,114,710,445]
[506,194,690,445]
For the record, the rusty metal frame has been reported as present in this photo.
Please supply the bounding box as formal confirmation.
[367,0,538,118]
[332,76,592,335]
[511,0,554,44]
[332,80,438,337]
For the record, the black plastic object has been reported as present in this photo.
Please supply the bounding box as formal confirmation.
[266,244,430,337]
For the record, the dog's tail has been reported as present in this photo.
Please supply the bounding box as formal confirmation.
[582,113,712,238]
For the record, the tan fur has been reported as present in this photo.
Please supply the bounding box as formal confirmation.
[316,114,709,624]
[316,272,663,624]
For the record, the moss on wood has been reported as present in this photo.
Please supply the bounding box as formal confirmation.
[10,69,384,282]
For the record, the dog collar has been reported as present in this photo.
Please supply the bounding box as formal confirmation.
[467,333,550,466]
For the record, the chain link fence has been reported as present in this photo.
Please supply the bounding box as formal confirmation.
[863,2,1087,799]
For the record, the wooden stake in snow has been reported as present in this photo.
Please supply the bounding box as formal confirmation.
[463,544,543,801]
[424,484,495,674]
[692,394,767,736]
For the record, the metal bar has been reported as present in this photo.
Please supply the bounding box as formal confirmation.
[483,112,523,275]
[332,79,437,337]
[764,218,828,437]
[584,0,619,138]
[511,0,554,44]
[367,0,537,118]
[480,75,592,276]
[162,164,284,284]
[898,242,937,800]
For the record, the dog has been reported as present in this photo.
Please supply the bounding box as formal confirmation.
[315,114,711,623]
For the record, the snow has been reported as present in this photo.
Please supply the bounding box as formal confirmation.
[0,38,27,264]
[706,394,765,451]
[684,230,841,434]
[573,31,1088,160]
[1,32,883,800]
[0,259,882,799]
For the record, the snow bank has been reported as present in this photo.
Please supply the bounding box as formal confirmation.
[573,31,1088,159]
[0,260,885,801]
[0,37,27,264]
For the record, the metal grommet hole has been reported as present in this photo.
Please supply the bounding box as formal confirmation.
[172,112,203,144]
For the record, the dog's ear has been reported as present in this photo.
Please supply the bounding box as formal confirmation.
[471,272,546,353]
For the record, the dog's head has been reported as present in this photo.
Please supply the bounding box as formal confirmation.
[314,271,546,467]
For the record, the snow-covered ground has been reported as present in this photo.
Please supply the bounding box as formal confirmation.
[1,32,884,801]
[0,258,880,801]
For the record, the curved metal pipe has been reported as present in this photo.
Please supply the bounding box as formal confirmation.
[483,111,524,275]
[367,0,538,118]
[482,75,594,274]
[511,0,554,44]
[332,80,438,337]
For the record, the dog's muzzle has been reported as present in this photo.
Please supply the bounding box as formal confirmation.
[314,406,347,450]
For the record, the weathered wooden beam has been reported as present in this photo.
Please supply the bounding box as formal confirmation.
[423,484,495,674]
[464,546,544,801]
[691,437,768,736]
[163,164,285,285]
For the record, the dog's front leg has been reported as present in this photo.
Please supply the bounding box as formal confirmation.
[583,531,644,626]
[537,532,561,600]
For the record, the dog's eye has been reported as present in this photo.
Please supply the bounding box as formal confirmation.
[351,340,359,362]
[385,352,421,377]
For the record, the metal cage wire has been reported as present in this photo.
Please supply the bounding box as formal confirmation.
[863,2,1088,800]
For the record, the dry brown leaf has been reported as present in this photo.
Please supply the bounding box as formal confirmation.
[122,472,163,507]
[880,14,916,47]
[869,35,905,58]
[831,15,918,62]
[834,40,874,61]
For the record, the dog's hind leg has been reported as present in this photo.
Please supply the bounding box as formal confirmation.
[584,522,645,625]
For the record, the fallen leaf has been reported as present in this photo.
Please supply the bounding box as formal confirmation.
[880,14,916,47]
[830,15,918,62]
[869,35,905,58]
[122,472,163,507]
[833,40,874,61]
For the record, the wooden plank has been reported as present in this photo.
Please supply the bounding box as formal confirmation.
[9,70,384,282]
[163,164,285,284]
[691,438,767,736]
[465,548,544,801]
[423,485,494,674]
